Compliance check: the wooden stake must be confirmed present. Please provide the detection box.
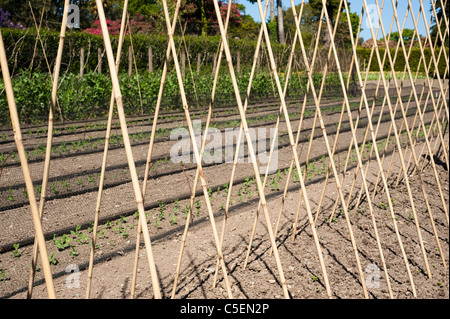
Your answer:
[95,0,161,298]
[26,0,70,298]
[86,0,129,299]
[0,30,56,299]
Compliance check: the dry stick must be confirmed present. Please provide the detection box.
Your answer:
[415,87,449,182]
[401,3,449,179]
[365,0,434,282]
[349,0,418,212]
[173,0,234,296]
[393,31,447,189]
[272,33,317,237]
[410,62,448,181]
[127,14,144,115]
[86,0,129,299]
[228,0,291,274]
[388,0,449,271]
[258,0,335,298]
[293,7,339,238]
[321,0,395,299]
[329,0,401,299]
[344,1,420,297]
[313,3,367,225]
[28,2,64,123]
[245,0,318,258]
[95,0,162,298]
[132,0,182,300]
[287,0,370,299]
[387,0,449,262]
[229,0,279,271]
[211,0,292,299]
[290,2,345,236]
[238,0,310,262]
[414,1,449,167]
[25,0,70,298]
[179,18,200,107]
[373,11,433,198]
[328,0,394,222]
[161,0,234,299]
[28,0,46,73]
[273,8,326,246]
[0,31,56,299]
[356,0,426,261]
[253,2,325,263]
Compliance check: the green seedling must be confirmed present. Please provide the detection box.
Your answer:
[49,253,58,265]
[53,234,72,251]
[6,187,14,202]
[12,243,21,257]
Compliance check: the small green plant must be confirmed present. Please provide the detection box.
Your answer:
[311,275,319,282]
[158,200,166,221]
[53,234,72,251]
[49,253,58,265]
[62,180,71,191]
[6,187,14,202]
[169,213,177,225]
[0,264,9,281]
[51,180,59,195]
[69,245,79,258]
[12,243,21,257]
[195,200,201,216]
[71,225,88,244]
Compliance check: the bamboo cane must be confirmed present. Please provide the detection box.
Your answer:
[208,0,293,299]
[86,0,129,299]
[364,0,433,282]
[134,0,182,300]
[286,0,369,298]
[160,0,234,298]
[399,1,449,184]
[291,1,345,239]
[239,0,313,261]
[95,0,161,298]
[0,30,56,299]
[172,0,234,297]
[394,41,447,191]
[349,1,419,212]
[383,0,448,267]
[26,0,69,299]
[313,3,365,226]
[327,0,391,221]
[272,7,327,248]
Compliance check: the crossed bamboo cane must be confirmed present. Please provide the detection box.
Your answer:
[0,26,60,298]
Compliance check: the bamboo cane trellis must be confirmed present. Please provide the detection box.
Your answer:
[0,0,448,299]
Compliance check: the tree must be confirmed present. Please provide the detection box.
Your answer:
[430,0,449,47]
[390,28,417,42]
[180,0,242,36]
[277,0,285,44]
[308,0,342,47]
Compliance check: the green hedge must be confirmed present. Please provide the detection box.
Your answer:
[356,47,449,78]
[0,28,292,75]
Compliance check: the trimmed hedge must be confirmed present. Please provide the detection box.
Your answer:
[0,28,292,75]
[356,47,449,78]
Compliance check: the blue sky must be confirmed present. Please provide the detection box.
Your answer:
[242,0,433,41]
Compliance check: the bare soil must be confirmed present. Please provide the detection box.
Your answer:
[0,89,448,299]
